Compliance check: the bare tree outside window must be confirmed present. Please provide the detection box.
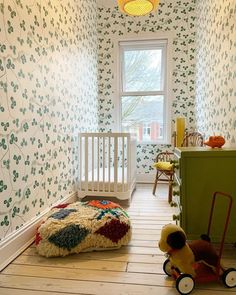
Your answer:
[123,49,162,91]
[120,40,167,143]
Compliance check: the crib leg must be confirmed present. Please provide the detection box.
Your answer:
[78,192,86,200]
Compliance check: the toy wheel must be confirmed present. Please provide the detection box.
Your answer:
[222,268,236,288]
[176,274,195,295]
[163,259,172,276]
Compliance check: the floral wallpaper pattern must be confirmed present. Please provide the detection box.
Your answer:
[195,0,236,145]
[0,0,98,242]
[97,0,197,175]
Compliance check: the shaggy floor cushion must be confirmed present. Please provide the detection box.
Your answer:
[35,200,131,257]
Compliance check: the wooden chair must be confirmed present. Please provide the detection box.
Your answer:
[152,151,174,203]
[181,131,204,147]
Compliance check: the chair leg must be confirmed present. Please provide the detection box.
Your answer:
[168,183,172,203]
[168,175,173,203]
[152,171,159,195]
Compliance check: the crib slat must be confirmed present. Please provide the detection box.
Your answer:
[108,136,111,192]
[97,136,100,191]
[92,136,94,192]
[127,135,131,188]
[114,136,118,193]
[103,137,105,192]
[79,135,82,191]
[122,136,125,192]
[85,136,88,192]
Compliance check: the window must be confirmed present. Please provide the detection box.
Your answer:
[119,39,171,144]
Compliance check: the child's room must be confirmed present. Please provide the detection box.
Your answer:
[0,0,236,294]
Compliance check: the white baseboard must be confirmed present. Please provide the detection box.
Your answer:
[0,191,77,271]
[136,173,155,183]
[136,173,169,184]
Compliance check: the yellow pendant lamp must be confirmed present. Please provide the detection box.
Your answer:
[117,0,160,16]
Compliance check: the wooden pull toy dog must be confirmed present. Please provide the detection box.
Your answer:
[159,223,236,294]
[158,223,220,278]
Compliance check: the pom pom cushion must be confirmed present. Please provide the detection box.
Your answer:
[153,161,173,171]
[35,200,131,257]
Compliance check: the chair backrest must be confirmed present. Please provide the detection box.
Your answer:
[155,151,174,162]
[181,132,204,147]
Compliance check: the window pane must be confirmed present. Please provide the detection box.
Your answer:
[121,95,164,143]
[123,49,163,92]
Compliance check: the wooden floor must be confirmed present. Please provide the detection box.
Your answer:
[0,184,236,295]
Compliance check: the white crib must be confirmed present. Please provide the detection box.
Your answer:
[78,133,136,201]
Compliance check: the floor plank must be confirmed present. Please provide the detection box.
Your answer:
[0,274,177,295]
[22,249,165,263]
[0,289,82,295]
[12,255,128,271]
[0,183,236,295]
[2,264,174,287]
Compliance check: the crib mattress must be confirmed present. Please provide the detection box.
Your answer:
[79,167,130,192]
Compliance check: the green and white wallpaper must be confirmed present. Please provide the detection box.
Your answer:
[0,0,98,242]
[97,0,197,176]
[1,0,235,244]
[195,0,236,145]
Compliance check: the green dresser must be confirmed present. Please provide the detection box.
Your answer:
[173,147,236,243]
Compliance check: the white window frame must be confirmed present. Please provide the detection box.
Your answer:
[114,34,173,145]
